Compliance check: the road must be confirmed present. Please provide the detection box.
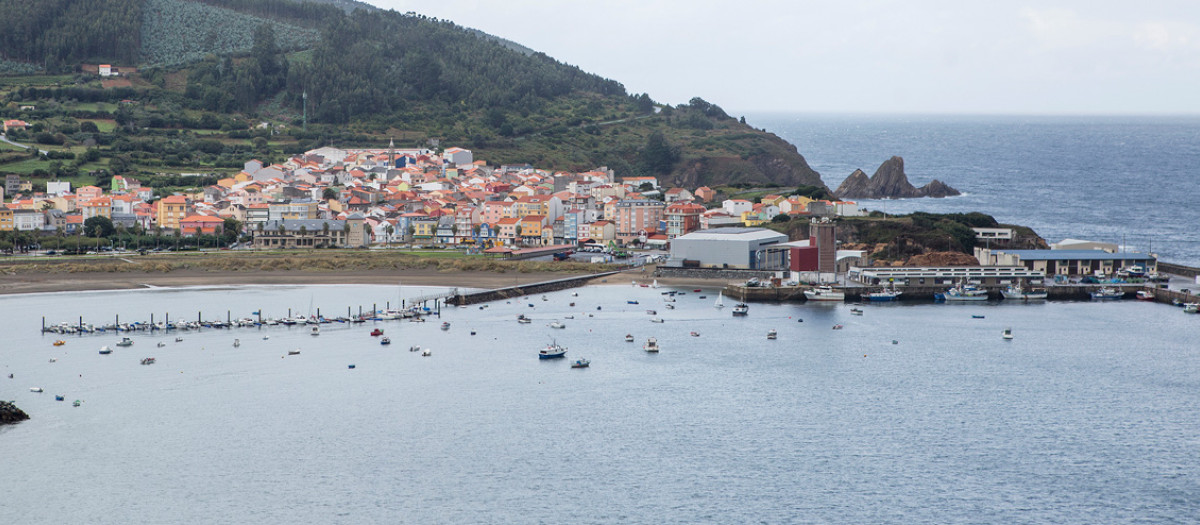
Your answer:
[0,132,48,155]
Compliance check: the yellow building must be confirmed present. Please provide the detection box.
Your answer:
[411,217,439,239]
[0,208,13,231]
[156,195,189,231]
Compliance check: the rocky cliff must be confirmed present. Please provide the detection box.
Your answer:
[835,156,960,199]
[0,400,30,425]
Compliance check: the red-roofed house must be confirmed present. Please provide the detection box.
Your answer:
[179,215,225,236]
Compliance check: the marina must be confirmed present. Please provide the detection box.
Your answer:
[4,282,1200,523]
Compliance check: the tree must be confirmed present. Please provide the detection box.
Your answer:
[771,213,791,223]
[222,217,242,245]
[322,188,338,201]
[384,225,394,246]
[83,216,115,238]
[639,131,678,175]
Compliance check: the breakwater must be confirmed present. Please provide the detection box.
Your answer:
[447,271,624,306]
[1158,261,1200,279]
[722,283,1161,303]
[653,267,777,282]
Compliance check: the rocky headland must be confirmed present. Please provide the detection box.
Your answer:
[835,156,961,199]
[1,400,30,425]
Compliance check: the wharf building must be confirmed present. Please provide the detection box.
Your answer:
[974,248,1157,277]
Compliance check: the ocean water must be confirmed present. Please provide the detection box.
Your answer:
[746,113,1200,266]
[3,284,1199,523]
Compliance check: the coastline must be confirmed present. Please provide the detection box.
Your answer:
[0,268,738,296]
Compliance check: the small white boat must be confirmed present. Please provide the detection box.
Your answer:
[1184,303,1199,314]
[233,339,241,347]
[115,337,134,347]
[1002,284,1048,301]
[99,346,113,355]
[1002,328,1014,340]
[804,286,845,302]
[767,329,777,340]
[440,322,451,331]
[1091,287,1124,300]
[287,349,300,356]
[409,345,421,352]
[310,326,320,336]
[422,348,432,356]
[690,331,700,337]
[157,342,166,348]
[263,336,270,340]
[714,291,725,309]
[1136,290,1155,301]
[30,387,44,393]
[664,304,675,309]
[624,334,634,343]
[549,321,566,329]
[650,317,664,323]
[643,337,660,353]
[141,357,156,365]
[175,337,183,342]
[381,337,391,345]
[517,315,532,324]
[850,308,863,316]
[732,303,749,316]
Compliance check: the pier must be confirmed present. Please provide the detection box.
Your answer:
[446,271,623,306]
[722,283,1186,303]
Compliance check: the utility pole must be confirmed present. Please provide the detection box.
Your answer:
[302,90,308,132]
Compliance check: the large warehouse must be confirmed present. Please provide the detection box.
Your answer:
[667,228,789,269]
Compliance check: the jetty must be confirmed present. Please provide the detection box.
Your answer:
[446,271,623,306]
[722,282,1194,303]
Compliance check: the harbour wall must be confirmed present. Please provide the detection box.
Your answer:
[447,271,624,306]
[1158,262,1200,279]
[653,267,777,281]
[722,284,1150,303]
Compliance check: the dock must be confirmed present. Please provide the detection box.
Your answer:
[446,271,623,306]
[722,283,1193,303]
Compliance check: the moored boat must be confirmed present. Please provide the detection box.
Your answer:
[714,292,724,309]
[1002,327,1013,340]
[1135,290,1155,301]
[380,337,391,345]
[804,286,845,302]
[732,303,749,316]
[53,340,65,346]
[1090,287,1124,300]
[939,282,989,301]
[571,358,590,368]
[370,328,384,336]
[99,346,113,355]
[115,337,134,347]
[440,322,451,331]
[549,321,566,329]
[140,357,156,365]
[1184,303,1199,314]
[310,326,320,336]
[767,329,777,340]
[287,349,300,355]
[539,341,567,359]
[850,308,863,316]
[1002,284,1048,300]
[624,334,634,342]
[643,337,660,353]
[866,285,902,302]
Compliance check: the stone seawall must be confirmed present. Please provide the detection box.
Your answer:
[447,271,624,306]
[653,267,777,282]
[1159,262,1200,279]
[722,283,1147,303]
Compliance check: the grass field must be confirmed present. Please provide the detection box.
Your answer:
[79,119,118,132]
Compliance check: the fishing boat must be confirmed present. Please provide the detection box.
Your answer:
[1135,290,1155,301]
[939,282,989,301]
[1184,303,1199,314]
[767,329,777,340]
[624,334,634,343]
[627,300,639,305]
[714,291,725,309]
[539,341,567,359]
[72,400,81,407]
[116,337,134,347]
[55,395,64,401]
[370,328,384,336]
[288,349,301,356]
[1002,284,1048,300]
[380,337,391,345]
[571,358,590,368]
[99,346,113,355]
[440,322,451,331]
[731,303,749,316]
[804,286,845,302]
[1002,327,1013,340]
[690,331,700,337]
[53,340,65,346]
[1090,287,1124,300]
[866,285,903,302]
[643,337,660,353]
[348,364,356,369]
[850,308,863,316]
[549,321,566,329]
[517,314,532,324]
[140,357,156,365]
[972,315,986,319]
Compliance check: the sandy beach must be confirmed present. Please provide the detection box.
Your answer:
[0,267,734,296]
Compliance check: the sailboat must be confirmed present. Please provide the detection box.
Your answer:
[651,279,659,288]
[714,291,725,309]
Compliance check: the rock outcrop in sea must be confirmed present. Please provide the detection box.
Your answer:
[835,156,960,199]
[0,400,30,425]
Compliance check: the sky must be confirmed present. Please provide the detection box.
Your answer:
[367,1,1200,115]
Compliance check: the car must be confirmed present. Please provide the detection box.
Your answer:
[45,250,57,256]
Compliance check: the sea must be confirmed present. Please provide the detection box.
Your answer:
[745,113,1200,266]
[3,283,1200,524]
[3,115,1200,524]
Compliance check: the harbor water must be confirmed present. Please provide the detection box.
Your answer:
[3,284,1199,523]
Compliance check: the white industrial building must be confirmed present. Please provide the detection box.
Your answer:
[667,228,789,269]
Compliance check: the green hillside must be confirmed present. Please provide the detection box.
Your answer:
[0,0,826,191]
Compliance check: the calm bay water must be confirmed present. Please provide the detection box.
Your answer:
[746,113,1200,266]
[3,284,1199,523]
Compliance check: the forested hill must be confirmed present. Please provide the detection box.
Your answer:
[0,0,826,189]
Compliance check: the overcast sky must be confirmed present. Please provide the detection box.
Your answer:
[368,1,1200,115]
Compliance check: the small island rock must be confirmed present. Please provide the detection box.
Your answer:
[0,400,30,425]
[835,156,961,199]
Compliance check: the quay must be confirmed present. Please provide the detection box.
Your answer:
[722,282,1198,303]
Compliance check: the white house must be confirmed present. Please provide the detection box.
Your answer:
[443,147,473,167]
[46,181,72,197]
[722,199,753,216]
